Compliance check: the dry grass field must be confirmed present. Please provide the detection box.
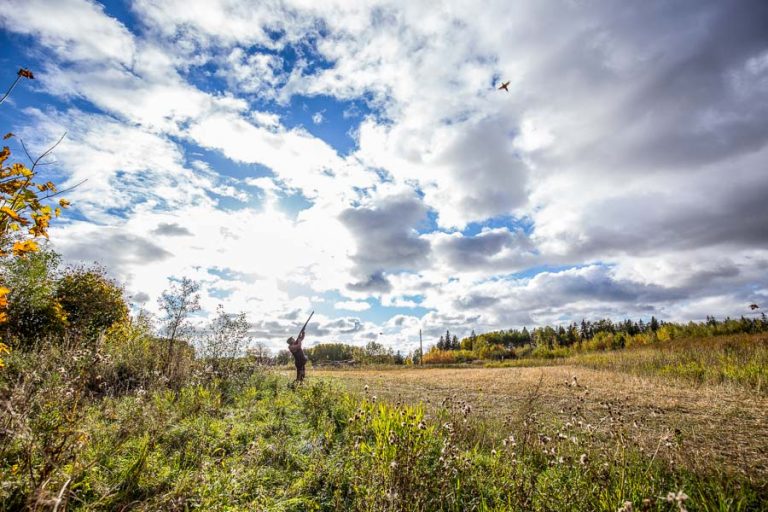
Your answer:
[313,364,768,485]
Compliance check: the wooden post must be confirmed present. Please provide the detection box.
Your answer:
[419,329,423,365]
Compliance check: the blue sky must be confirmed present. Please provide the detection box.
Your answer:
[2,0,767,353]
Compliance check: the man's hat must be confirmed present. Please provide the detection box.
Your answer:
[287,337,295,344]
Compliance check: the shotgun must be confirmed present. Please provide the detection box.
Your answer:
[298,311,314,338]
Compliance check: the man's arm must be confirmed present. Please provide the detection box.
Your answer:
[296,329,305,345]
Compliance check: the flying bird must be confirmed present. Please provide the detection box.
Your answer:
[498,81,510,92]
[749,303,760,310]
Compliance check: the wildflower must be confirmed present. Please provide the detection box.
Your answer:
[491,449,497,456]
[390,461,398,469]
[617,501,633,512]
[364,384,369,392]
[371,395,377,402]
[665,490,689,512]
[417,421,426,430]
[579,453,588,465]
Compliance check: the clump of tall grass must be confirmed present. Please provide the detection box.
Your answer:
[575,334,768,392]
[489,333,768,392]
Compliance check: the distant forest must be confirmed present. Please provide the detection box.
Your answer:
[287,314,768,366]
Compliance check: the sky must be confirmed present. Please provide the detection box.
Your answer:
[1,0,767,354]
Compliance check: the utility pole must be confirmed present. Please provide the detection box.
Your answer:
[419,329,423,366]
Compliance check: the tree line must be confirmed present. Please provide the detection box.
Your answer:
[421,313,768,363]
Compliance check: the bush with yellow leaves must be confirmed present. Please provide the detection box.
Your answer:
[0,132,70,257]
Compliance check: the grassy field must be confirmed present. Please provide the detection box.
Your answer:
[313,364,768,481]
[487,333,768,393]
[3,334,768,510]
[312,333,768,489]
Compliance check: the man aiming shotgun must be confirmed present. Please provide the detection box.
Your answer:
[287,311,313,384]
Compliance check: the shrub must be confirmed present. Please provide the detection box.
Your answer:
[0,249,66,346]
[197,304,250,377]
[100,312,168,394]
[530,345,571,359]
[55,264,128,341]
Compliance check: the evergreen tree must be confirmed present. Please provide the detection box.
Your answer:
[452,335,459,350]
[580,319,591,340]
[650,316,659,332]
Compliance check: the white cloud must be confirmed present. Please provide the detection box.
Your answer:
[2,0,135,65]
[5,0,767,351]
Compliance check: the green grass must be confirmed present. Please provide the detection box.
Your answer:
[2,367,766,511]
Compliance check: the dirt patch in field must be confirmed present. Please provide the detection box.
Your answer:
[313,366,768,482]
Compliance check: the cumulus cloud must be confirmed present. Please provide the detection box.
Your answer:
[60,229,173,273]
[4,0,768,350]
[339,191,431,282]
[346,272,393,294]
[1,0,135,64]
[131,291,150,304]
[429,228,537,273]
[152,223,193,237]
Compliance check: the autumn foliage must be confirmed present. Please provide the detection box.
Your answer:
[0,136,70,257]
[0,67,70,352]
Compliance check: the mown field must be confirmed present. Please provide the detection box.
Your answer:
[310,333,768,508]
[314,365,768,480]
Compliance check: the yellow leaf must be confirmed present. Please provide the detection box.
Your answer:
[0,206,21,221]
[55,207,61,217]
[2,133,13,140]
[59,198,71,208]
[12,240,38,256]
